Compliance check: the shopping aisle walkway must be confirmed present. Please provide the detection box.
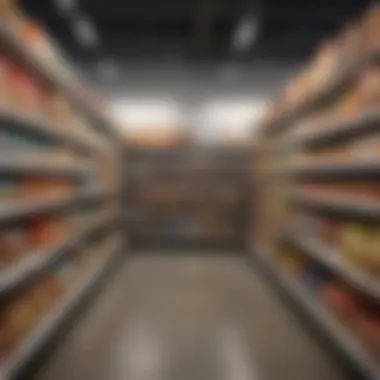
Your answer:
[37,254,348,380]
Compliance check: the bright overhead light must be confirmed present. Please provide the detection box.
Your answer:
[110,99,182,127]
[198,99,265,141]
[55,0,76,14]
[72,17,99,47]
[233,16,258,51]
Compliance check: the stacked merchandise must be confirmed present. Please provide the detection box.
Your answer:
[127,144,249,250]
[254,3,380,379]
[0,2,122,379]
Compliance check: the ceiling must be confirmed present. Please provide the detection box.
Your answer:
[19,0,370,66]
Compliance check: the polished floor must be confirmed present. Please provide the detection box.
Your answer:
[37,254,348,380]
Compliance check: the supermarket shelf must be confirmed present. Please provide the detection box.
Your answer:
[291,192,380,222]
[253,248,380,380]
[265,53,380,136]
[0,211,117,293]
[132,199,248,207]
[127,146,250,157]
[0,152,92,177]
[131,237,244,251]
[293,161,380,181]
[128,169,249,178]
[0,107,109,153]
[297,109,380,149]
[0,25,121,141]
[285,233,380,301]
[0,187,109,226]
[0,236,122,380]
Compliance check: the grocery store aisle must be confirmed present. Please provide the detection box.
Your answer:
[37,254,347,380]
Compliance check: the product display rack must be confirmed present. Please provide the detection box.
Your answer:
[0,235,122,380]
[253,248,380,380]
[0,10,123,380]
[0,25,122,144]
[253,4,380,379]
[0,107,107,154]
[284,233,380,301]
[294,108,380,149]
[0,153,92,177]
[0,186,110,226]
[0,209,117,294]
[126,146,249,251]
[290,191,380,222]
[262,53,380,137]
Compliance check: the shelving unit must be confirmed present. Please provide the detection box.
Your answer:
[294,109,380,149]
[126,146,249,250]
[290,192,380,222]
[263,53,380,137]
[0,210,117,293]
[293,161,380,181]
[0,9,123,380]
[0,154,92,177]
[284,233,380,301]
[253,4,380,379]
[0,25,122,143]
[0,107,109,153]
[253,249,380,380]
[0,235,122,380]
[0,187,110,226]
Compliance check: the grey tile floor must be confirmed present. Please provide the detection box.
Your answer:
[37,254,348,380]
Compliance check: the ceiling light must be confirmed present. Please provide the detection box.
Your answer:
[233,16,258,51]
[110,99,182,127]
[72,17,99,47]
[55,0,76,14]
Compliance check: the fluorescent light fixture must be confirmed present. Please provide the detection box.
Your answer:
[233,16,258,51]
[110,99,182,129]
[72,17,99,47]
[198,99,265,141]
[55,0,76,14]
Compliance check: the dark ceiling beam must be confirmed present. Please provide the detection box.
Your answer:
[194,0,217,55]
[266,4,368,25]
[81,2,368,26]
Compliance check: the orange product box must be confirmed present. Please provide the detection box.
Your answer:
[18,177,73,201]
[11,67,43,116]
